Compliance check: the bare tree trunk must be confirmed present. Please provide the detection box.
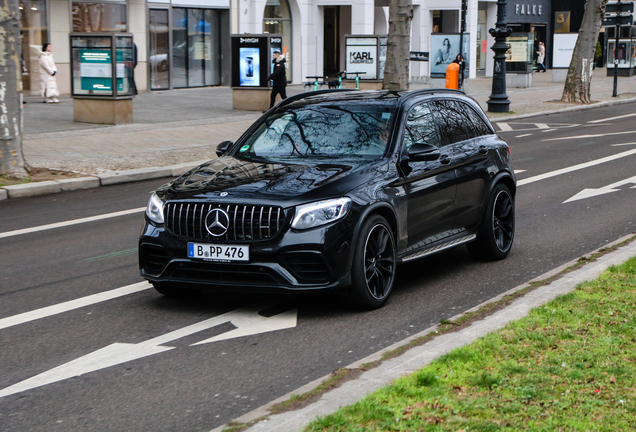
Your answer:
[383,0,413,91]
[561,0,608,103]
[0,0,28,177]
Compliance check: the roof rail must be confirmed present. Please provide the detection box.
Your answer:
[272,89,358,111]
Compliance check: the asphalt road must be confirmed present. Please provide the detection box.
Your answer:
[1,103,635,431]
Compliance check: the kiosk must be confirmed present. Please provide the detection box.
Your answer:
[231,34,284,111]
[70,33,135,124]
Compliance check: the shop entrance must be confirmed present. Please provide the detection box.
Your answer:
[532,24,547,68]
[323,6,341,79]
[149,9,170,90]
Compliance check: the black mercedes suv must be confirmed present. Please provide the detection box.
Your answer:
[139,89,515,309]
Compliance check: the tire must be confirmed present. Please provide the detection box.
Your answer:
[467,183,515,261]
[152,283,198,299]
[347,215,397,310]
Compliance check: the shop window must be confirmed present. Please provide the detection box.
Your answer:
[72,2,127,33]
[263,0,292,81]
[19,0,48,93]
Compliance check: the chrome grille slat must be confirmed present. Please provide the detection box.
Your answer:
[165,202,284,242]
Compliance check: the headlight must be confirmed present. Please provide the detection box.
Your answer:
[146,192,165,224]
[291,198,351,230]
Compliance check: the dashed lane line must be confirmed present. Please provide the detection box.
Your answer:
[587,112,636,124]
[0,282,151,331]
[0,207,146,240]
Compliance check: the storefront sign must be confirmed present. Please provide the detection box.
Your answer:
[345,37,378,80]
[409,51,429,61]
[514,4,543,16]
[555,11,571,33]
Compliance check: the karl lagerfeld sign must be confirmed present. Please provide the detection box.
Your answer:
[345,36,378,79]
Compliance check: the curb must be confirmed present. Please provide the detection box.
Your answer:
[215,233,636,432]
[0,160,209,200]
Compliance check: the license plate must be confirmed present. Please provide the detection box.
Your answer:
[188,243,250,262]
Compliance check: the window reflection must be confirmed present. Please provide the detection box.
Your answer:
[72,2,127,32]
[404,103,440,150]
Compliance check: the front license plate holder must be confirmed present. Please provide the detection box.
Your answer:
[187,243,250,262]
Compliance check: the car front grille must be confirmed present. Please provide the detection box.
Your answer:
[164,202,286,242]
[139,243,171,275]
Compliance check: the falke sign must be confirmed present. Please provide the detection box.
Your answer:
[349,51,374,64]
[514,3,543,16]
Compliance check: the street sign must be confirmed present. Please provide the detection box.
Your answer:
[410,51,429,61]
[602,15,634,26]
[606,2,634,14]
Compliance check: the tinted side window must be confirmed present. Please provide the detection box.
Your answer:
[458,102,493,137]
[403,103,440,150]
[430,100,469,145]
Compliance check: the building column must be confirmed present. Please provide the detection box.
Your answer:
[49,0,70,95]
[129,0,147,92]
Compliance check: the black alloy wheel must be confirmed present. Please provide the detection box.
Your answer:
[467,183,515,261]
[348,215,396,309]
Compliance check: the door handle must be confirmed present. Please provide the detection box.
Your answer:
[440,155,451,165]
[479,145,489,154]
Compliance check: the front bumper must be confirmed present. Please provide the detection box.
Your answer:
[138,216,356,293]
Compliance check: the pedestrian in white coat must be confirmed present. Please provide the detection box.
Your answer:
[39,43,59,103]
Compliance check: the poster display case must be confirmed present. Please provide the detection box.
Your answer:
[70,33,134,99]
[505,33,534,73]
[430,34,471,77]
[607,40,635,68]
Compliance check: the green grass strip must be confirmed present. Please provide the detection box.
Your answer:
[306,256,636,431]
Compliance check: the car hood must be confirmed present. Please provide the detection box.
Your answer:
[159,155,385,206]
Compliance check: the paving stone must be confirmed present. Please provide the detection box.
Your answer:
[0,189,7,200]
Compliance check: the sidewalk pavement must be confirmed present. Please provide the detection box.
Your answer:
[4,68,636,200]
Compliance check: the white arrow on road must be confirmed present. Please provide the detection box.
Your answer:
[563,175,636,203]
[0,302,297,399]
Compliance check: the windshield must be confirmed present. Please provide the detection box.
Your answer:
[237,102,396,160]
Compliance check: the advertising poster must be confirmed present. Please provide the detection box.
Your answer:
[552,33,578,68]
[239,47,260,86]
[80,49,112,91]
[430,34,470,76]
[345,37,378,80]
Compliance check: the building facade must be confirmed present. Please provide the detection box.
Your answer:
[20,0,565,94]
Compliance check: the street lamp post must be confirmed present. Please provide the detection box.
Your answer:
[487,0,512,113]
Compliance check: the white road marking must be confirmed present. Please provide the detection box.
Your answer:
[535,123,550,129]
[0,207,146,240]
[514,170,527,174]
[515,134,532,138]
[517,148,636,186]
[0,282,152,331]
[587,112,636,124]
[0,302,297,398]
[563,175,636,203]
[544,130,636,141]
[496,122,513,131]
[542,129,557,132]
[612,142,636,147]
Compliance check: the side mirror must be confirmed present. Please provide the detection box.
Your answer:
[407,142,441,162]
[216,141,233,157]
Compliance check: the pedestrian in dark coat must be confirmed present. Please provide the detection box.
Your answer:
[268,50,287,109]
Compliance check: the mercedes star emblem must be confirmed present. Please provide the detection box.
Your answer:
[205,209,230,237]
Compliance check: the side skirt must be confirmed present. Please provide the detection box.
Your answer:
[400,234,477,263]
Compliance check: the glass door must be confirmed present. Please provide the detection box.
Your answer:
[149,9,169,90]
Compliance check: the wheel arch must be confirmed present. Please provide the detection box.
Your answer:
[491,172,516,198]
